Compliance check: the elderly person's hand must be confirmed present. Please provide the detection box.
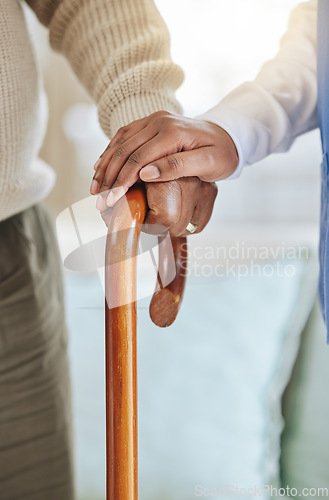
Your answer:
[90,111,238,207]
[97,177,217,237]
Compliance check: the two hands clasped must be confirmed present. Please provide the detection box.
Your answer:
[90,112,239,236]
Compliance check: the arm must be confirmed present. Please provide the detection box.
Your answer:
[25,0,184,138]
[89,0,318,202]
[198,0,318,177]
[26,0,216,237]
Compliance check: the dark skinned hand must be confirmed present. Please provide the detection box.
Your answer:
[97,177,218,237]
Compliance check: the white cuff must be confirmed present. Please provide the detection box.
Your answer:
[196,99,266,180]
[196,108,245,180]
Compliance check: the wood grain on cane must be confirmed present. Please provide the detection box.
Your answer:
[105,184,186,499]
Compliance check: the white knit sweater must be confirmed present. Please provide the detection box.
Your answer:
[0,0,183,221]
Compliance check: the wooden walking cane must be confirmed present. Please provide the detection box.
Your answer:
[105,184,187,499]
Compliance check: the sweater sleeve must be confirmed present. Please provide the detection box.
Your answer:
[25,0,184,138]
[197,0,318,178]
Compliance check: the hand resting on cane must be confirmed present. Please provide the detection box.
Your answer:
[95,177,218,238]
[90,111,239,208]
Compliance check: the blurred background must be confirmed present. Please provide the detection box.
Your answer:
[28,0,322,244]
[24,1,329,499]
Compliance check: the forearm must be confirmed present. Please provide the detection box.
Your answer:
[25,0,184,137]
[198,0,318,176]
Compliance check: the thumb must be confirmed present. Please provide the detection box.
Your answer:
[139,150,205,182]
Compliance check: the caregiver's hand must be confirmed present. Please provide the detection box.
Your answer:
[90,111,238,207]
[97,177,218,237]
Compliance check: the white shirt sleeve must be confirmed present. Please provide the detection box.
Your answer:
[197,0,318,179]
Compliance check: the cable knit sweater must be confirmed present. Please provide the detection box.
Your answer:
[0,0,183,221]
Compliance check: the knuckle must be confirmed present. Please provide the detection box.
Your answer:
[117,125,128,135]
[153,110,171,119]
[159,212,178,227]
[167,210,179,225]
[161,115,175,129]
[150,203,179,228]
[158,204,180,227]
[154,111,174,128]
[114,135,126,146]
[114,145,127,159]
[146,182,181,227]
[166,154,183,173]
[127,151,142,166]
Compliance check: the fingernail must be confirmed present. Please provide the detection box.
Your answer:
[94,158,101,170]
[106,191,116,207]
[106,186,127,207]
[90,179,98,193]
[96,194,105,210]
[140,165,160,180]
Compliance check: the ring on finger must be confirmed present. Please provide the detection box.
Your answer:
[186,222,197,234]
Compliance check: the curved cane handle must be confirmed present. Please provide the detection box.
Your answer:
[105,184,187,499]
[149,234,187,327]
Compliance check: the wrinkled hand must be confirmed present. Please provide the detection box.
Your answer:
[90,111,238,207]
[98,177,218,237]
